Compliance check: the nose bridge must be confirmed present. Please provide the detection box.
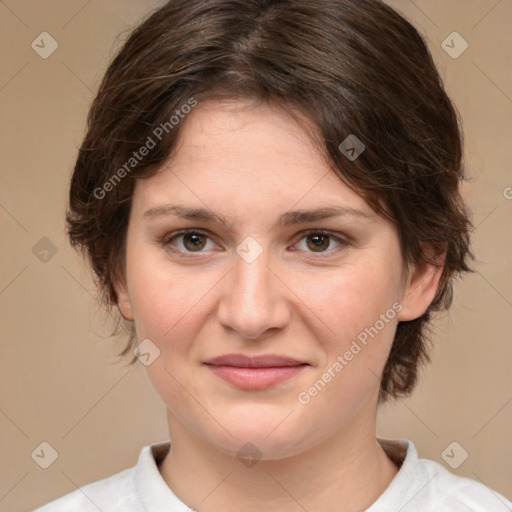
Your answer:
[234,248,271,305]
[217,240,288,339]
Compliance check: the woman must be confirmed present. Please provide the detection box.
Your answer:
[35,0,512,510]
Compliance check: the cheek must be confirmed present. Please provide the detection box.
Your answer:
[298,261,400,342]
[129,268,210,416]
[125,244,208,340]
[293,266,400,420]
[291,261,402,404]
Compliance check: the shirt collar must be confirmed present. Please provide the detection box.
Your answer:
[133,438,416,511]
[367,438,418,511]
[133,440,190,511]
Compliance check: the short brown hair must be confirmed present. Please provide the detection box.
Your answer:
[66,0,474,403]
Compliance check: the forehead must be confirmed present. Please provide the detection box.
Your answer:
[132,98,373,217]
[172,98,326,176]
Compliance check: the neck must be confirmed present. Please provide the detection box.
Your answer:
[158,407,399,511]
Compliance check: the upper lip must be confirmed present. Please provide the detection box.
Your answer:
[204,354,307,368]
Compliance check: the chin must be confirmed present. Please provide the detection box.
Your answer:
[196,411,314,461]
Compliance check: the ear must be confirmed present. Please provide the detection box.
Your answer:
[397,247,446,322]
[112,269,134,321]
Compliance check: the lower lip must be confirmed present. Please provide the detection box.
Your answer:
[206,365,307,390]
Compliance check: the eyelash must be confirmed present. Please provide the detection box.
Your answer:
[159,228,351,258]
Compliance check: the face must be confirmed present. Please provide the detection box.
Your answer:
[115,98,438,459]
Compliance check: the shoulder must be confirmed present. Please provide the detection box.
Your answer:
[33,465,137,511]
[32,441,172,512]
[33,441,174,511]
[415,456,512,512]
[373,438,512,512]
[33,440,191,512]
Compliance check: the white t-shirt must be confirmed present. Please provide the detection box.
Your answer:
[34,438,512,511]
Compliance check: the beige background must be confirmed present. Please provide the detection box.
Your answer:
[0,1,511,510]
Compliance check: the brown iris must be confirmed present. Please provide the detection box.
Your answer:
[306,234,330,252]
[183,233,207,251]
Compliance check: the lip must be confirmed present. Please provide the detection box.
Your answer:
[204,354,309,390]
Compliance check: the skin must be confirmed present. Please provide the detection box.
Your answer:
[115,98,444,511]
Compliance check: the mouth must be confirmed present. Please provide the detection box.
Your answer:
[203,354,309,390]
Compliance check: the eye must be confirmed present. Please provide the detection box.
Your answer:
[160,229,350,258]
[292,230,349,255]
[161,229,217,255]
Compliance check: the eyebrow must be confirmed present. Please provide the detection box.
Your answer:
[143,204,373,227]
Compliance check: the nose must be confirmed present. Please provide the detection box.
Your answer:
[216,244,291,341]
